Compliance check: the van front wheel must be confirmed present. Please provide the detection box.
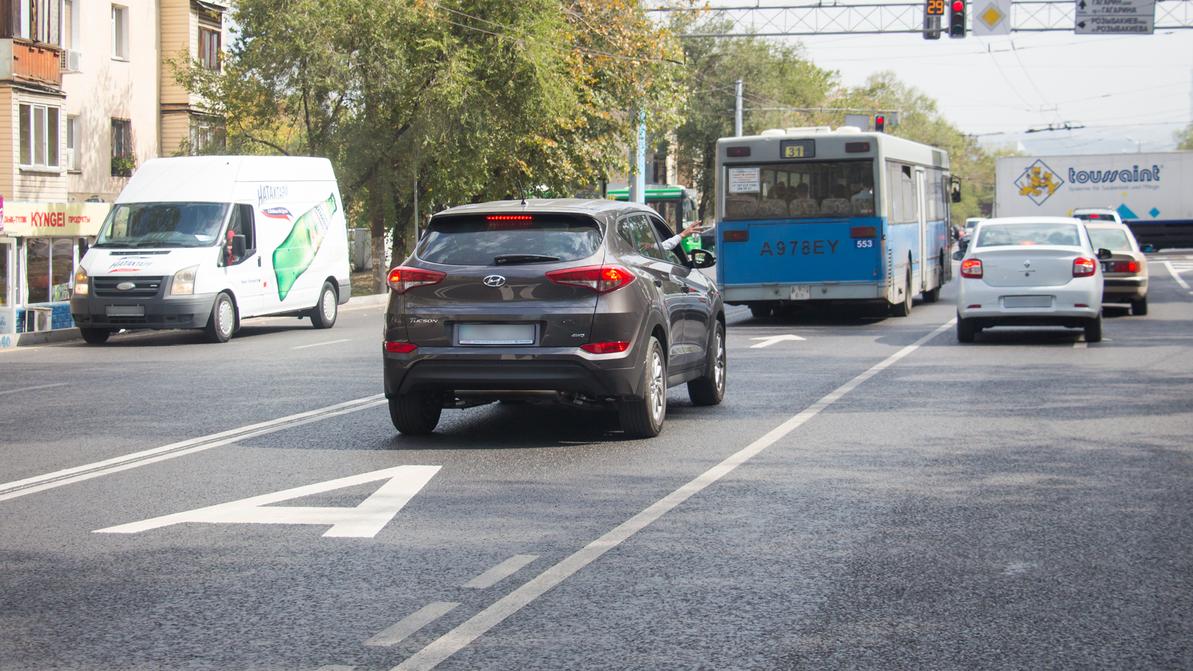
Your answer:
[80,327,111,345]
[205,292,236,343]
[311,282,338,329]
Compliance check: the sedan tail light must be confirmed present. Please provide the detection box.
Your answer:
[388,266,446,294]
[1105,260,1141,274]
[960,258,983,278]
[1072,257,1097,277]
[546,265,635,294]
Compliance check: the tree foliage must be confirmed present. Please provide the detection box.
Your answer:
[1176,124,1193,151]
[181,0,683,289]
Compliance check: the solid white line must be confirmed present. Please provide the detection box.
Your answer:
[1165,261,1191,290]
[0,382,69,397]
[293,338,352,350]
[392,319,957,671]
[462,555,539,590]
[0,395,386,503]
[314,666,356,671]
[365,602,460,647]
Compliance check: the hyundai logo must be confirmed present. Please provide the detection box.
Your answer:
[482,275,507,288]
[116,281,136,291]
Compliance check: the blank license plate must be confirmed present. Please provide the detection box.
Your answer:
[789,285,811,300]
[1101,262,1110,272]
[105,305,145,317]
[458,323,535,345]
[1002,296,1052,309]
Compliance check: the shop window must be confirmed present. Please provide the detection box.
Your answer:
[26,238,50,303]
[199,26,220,71]
[111,118,133,176]
[51,239,73,301]
[0,241,10,306]
[111,4,128,60]
[19,104,61,170]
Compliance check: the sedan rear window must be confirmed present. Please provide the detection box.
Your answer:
[1087,228,1132,252]
[417,215,603,266]
[976,223,1081,248]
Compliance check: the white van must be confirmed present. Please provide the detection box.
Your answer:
[71,156,351,343]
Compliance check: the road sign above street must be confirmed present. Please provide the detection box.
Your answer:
[1075,0,1156,34]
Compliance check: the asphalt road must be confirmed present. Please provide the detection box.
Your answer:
[2,255,1192,670]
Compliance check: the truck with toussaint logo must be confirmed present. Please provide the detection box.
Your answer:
[70,156,351,344]
[994,151,1193,250]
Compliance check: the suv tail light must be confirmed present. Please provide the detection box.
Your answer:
[960,258,983,278]
[384,341,418,354]
[388,266,446,294]
[546,265,635,294]
[580,341,630,354]
[1072,257,1096,277]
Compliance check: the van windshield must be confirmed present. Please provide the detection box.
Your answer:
[95,203,230,248]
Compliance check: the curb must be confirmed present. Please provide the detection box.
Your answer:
[7,291,391,348]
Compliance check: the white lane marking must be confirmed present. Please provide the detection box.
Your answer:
[314,666,356,671]
[0,395,387,503]
[462,555,539,590]
[293,338,352,350]
[366,602,460,647]
[96,465,440,538]
[0,382,69,397]
[392,319,957,671]
[749,334,807,348]
[1073,340,1087,349]
[1165,261,1192,290]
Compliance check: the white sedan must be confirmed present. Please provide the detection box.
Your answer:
[957,217,1110,343]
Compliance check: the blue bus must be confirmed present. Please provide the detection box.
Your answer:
[715,127,953,318]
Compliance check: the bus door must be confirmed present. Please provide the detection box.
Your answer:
[915,167,928,293]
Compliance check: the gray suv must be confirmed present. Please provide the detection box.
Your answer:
[383,199,726,437]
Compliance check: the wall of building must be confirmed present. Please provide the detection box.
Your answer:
[62,0,159,202]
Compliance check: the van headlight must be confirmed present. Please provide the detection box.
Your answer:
[73,268,89,296]
[170,265,199,296]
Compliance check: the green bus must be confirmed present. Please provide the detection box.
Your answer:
[606,184,701,251]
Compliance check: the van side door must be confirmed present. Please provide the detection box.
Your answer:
[221,204,266,316]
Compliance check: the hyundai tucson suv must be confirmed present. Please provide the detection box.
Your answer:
[383,199,726,437]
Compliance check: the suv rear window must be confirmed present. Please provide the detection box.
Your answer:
[417,214,603,266]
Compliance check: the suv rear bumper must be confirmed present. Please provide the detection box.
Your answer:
[384,348,642,399]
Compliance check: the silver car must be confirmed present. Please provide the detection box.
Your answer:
[383,199,726,437]
[957,217,1110,343]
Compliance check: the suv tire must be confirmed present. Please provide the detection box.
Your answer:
[619,336,666,438]
[688,322,725,406]
[389,391,442,435]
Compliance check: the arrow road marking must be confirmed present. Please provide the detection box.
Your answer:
[749,334,807,348]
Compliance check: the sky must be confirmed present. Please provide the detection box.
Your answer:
[681,5,1193,155]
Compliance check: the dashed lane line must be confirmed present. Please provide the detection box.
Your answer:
[0,395,386,503]
[462,555,539,590]
[366,603,461,647]
[293,338,352,350]
[0,382,69,397]
[391,319,957,671]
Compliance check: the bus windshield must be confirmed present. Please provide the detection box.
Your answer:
[95,202,230,248]
[724,160,874,220]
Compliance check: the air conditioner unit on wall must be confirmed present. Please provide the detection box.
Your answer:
[59,49,82,73]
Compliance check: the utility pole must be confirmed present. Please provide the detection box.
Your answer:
[734,79,743,137]
[629,109,647,204]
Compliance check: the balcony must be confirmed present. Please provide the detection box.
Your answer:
[0,39,62,88]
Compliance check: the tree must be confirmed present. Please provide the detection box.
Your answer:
[1176,124,1193,151]
[181,0,684,291]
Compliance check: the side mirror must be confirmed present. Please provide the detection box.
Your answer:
[231,234,247,259]
[689,248,716,269]
[1096,248,1113,260]
[950,176,962,203]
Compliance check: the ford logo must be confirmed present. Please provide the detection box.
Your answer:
[116,281,136,291]
[482,275,507,288]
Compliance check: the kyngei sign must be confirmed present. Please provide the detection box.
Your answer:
[1,202,110,238]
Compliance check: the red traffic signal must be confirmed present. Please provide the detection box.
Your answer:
[949,0,966,37]
[874,115,886,132]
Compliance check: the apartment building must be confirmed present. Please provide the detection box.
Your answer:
[0,0,227,341]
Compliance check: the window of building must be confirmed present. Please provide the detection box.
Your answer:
[111,118,133,176]
[199,26,220,71]
[19,103,60,170]
[66,115,80,171]
[189,118,226,154]
[7,0,62,44]
[111,4,128,59]
[0,241,11,307]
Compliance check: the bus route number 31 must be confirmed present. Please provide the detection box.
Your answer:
[856,239,874,248]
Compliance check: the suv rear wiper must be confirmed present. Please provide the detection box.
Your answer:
[493,254,561,265]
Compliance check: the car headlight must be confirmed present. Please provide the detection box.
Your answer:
[73,268,89,296]
[170,265,199,296]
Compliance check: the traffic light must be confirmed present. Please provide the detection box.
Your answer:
[874,114,886,133]
[949,0,966,37]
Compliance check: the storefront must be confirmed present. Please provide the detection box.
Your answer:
[0,201,110,349]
